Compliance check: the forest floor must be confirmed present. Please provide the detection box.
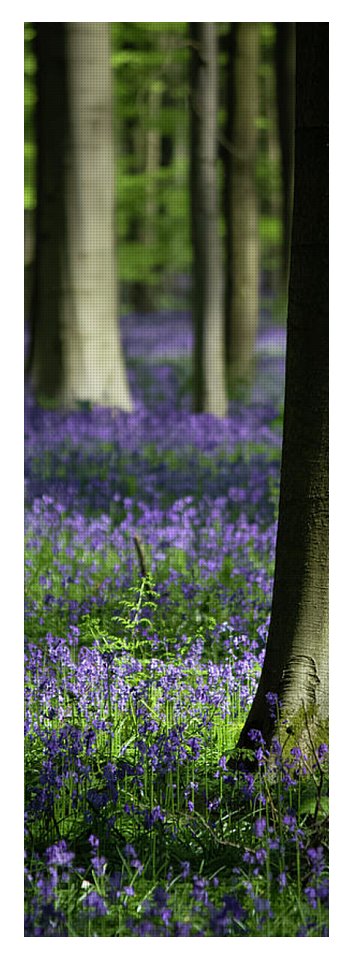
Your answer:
[24,310,328,937]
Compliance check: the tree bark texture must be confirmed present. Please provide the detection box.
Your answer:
[237,23,329,751]
[190,23,227,417]
[275,23,296,307]
[226,23,260,388]
[30,23,132,410]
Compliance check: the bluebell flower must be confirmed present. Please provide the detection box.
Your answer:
[83,890,108,916]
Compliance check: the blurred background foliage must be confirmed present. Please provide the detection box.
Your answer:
[24,21,283,315]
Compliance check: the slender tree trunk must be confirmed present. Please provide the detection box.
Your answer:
[275,23,296,312]
[30,23,132,410]
[143,81,162,310]
[30,23,67,397]
[226,23,260,390]
[237,24,328,754]
[222,24,237,371]
[190,23,227,417]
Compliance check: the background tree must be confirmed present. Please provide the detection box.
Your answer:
[28,23,67,396]
[29,23,132,410]
[112,22,190,313]
[224,23,260,392]
[189,22,227,417]
[275,22,296,314]
[24,23,36,321]
[237,23,328,754]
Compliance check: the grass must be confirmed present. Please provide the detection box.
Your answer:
[24,312,328,936]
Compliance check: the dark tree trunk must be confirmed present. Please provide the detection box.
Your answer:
[237,23,328,753]
[29,23,132,410]
[275,23,296,309]
[224,23,260,391]
[190,22,227,417]
[29,23,68,396]
[222,24,237,371]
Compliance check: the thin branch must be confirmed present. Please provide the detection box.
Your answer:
[133,534,148,579]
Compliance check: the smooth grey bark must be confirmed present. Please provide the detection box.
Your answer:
[275,23,296,310]
[226,23,260,389]
[30,23,132,410]
[237,23,328,753]
[190,23,227,417]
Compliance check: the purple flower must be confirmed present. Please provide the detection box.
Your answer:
[88,834,99,850]
[277,871,287,891]
[109,872,122,902]
[254,896,273,918]
[124,843,137,858]
[265,691,280,718]
[36,875,56,899]
[305,885,318,909]
[255,848,267,866]
[306,846,325,875]
[192,875,208,904]
[180,860,190,879]
[316,879,329,905]
[83,890,108,916]
[255,746,265,765]
[144,805,165,828]
[290,746,302,760]
[153,886,168,906]
[45,840,75,868]
[248,728,265,746]
[174,922,191,936]
[254,816,266,838]
[223,894,246,922]
[186,736,201,759]
[161,907,172,927]
[243,849,255,866]
[91,855,107,877]
[123,885,135,897]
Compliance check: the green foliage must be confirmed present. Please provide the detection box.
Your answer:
[259,215,282,244]
[112,22,190,309]
[24,21,285,308]
[24,25,37,210]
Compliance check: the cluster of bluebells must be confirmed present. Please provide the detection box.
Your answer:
[24,728,329,936]
[24,312,328,936]
[25,312,284,519]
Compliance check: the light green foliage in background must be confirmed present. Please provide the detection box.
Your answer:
[24,22,283,312]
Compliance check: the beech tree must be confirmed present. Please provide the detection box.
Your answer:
[237,23,328,753]
[275,22,296,309]
[189,22,227,417]
[29,23,132,410]
[224,23,260,390]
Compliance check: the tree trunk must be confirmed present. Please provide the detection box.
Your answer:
[24,208,35,323]
[30,23,132,410]
[143,81,162,311]
[30,23,67,397]
[275,23,296,314]
[190,23,227,417]
[222,24,236,373]
[226,23,260,390]
[237,23,328,754]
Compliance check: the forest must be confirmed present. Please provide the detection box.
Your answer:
[24,22,329,937]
